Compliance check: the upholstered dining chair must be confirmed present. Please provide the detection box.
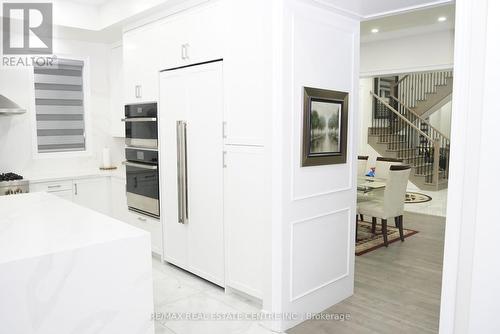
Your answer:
[357,156,369,177]
[375,157,403,180]
[357,165,411,247]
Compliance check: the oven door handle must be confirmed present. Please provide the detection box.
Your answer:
[121,117,157,122]
[122,161,158,170]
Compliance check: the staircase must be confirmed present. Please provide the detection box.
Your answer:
[397,70,453,118]
[368,79,451,190]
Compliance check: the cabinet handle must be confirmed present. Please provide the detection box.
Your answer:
[74,183,78,196]
[222,121,227,139]
[47,185,61,189]
[181,44,190,60]
[135,85,142,99]
[223,151,227,168]
[137,217,147,222]
[177,120,189,224]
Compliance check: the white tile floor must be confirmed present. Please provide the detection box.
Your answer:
[152,259,274,334]
[153,187,448,334]
[404,188,448,217]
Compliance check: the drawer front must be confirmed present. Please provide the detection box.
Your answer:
[30,180,73,193]
[128,212,163,255]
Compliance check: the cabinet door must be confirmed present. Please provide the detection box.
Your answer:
[159,61,225,286]
[123,23,160,104]
[185,2,224,64]
[73,178,111,216]
[223,145,266,299]
[157,3,224,71]
[110,45,124,137]
[223,0,270,146]
[157,15,189,70]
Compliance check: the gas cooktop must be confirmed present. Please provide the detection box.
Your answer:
[0,172,24,182]
[0,173,29,196]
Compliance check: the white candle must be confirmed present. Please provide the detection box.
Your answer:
[102,147,111,168]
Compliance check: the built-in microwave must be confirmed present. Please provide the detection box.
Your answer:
[123,103,158,149]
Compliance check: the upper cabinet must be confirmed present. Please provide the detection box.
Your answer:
[122,0,268,146]
[123,3,223,105]
[157,2,224,71]
[123,22,160,104]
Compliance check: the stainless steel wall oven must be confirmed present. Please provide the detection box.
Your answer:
[123,103,160,218]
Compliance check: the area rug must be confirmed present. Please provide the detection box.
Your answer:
[356,221,419,256]
[405,192,432,204]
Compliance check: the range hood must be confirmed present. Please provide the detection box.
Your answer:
[0,94,26,115]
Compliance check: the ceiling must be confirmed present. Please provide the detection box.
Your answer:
[318,0,454,19]
[70,0,111,6]
[361,3,455,37]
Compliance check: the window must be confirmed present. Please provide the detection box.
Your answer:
[34,58,86,153]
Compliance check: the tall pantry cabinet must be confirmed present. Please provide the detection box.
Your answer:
[122,0,269,300]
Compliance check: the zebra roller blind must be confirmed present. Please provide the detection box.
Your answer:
[34,58,86,153]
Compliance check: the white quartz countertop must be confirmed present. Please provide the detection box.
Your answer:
[0,192,147,264]
[25,167,126,183]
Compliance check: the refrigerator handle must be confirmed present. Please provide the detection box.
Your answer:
[176,121,188,224]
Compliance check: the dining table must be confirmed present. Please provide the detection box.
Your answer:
[357,176,386,202]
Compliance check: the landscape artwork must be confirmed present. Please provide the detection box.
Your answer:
[309,99,341,154]
[302,87,349,167]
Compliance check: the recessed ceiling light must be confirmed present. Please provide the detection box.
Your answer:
[371,28,379,34]
[438,16,447,22]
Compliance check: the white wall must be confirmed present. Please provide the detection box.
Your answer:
[361,29,455,76]
[358,78,379,170]
[0,37,117,177]
[440,0,500,332]
[429,100,452,138]
[272,0,359,330]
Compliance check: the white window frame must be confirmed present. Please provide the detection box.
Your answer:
[31,54,92,159]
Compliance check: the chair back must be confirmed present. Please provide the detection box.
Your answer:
[375,157,403,180]
[357,156,369,177]
[383,165,411,218]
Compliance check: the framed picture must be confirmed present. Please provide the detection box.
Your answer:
[302,87,349,167]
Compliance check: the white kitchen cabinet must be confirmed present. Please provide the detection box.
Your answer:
[73,177,111,216]
[30,180,73,193]
[30,176,163,256]
[160,61,225,286]
[110,44,125,137]
[123,22,160,104]
[157,2,224,70]
[110,177,163,256]
[223,145,266,299]
[222,0,271,146]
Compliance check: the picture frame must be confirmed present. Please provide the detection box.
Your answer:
[302,87,349,167]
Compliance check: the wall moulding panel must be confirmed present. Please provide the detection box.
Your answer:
[273,0,359,331]
[290,5,356,201]
[290,208,351,301]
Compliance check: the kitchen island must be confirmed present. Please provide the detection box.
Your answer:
[0,192,154,334]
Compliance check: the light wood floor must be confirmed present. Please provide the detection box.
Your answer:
[288,212,446,334]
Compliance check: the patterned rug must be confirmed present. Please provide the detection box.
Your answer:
[356,221,419,256]
[405,192,432,204]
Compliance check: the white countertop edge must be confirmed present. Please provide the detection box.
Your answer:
[0,233,150,266]
[27,168,126,183]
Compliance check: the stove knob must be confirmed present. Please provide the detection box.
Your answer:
[5,189,13,195]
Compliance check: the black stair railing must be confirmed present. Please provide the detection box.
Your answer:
[390,95,451,182]
[371,92,442,185]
